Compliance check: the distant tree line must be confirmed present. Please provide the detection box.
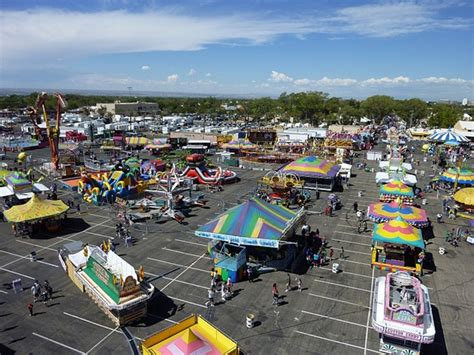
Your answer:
[0,91,471,128]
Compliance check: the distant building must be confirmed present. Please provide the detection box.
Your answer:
[96,101,160,115]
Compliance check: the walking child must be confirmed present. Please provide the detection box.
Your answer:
[339,246,345,260]
[27,303,33,316]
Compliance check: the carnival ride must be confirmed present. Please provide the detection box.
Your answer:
[168,154,237,185]
[371,271,435,354]
[78,163,151,205]
[27,92,67,170]
[257,171,310,207]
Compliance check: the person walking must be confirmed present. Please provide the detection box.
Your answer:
[247,265,253,283]
[27,303,34,317]
[76,203,81,214]
[220,283,226,303]
[339,246,345,260]
[226,278,233,296]
[272,283,279,306]
[329,247,334,261]
[206,287,215,307]
[353,202,358,213]
[285,273,292,292]
[301,223,310,237]
[296,278,302,292]
[44,280,53,300]
[437,213,443,223]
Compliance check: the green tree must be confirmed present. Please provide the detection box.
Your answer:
[361,95,396,123]
[428,104,462,128]
[395,98,428,126]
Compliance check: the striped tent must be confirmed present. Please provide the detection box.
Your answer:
[126,137,149,146]
[195,197,302,248]
[440,168,474,185]
[429,129,469,143]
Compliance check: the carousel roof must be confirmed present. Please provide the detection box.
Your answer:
[379,180,414,197]
[429,129,469,143]
[367,201,428,226]
[440,168,474,185]
[453,188,474,207]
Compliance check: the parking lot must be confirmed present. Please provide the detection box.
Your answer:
[0,150,472,354]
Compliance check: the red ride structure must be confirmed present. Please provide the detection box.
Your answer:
[27,92,67,170]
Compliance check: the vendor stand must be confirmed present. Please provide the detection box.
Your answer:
[367,201,428,227]
[195,197,305,272]
[279,156,340,191]
[371,216,424,275]
[4,194,69,233]
[379,180,414,205]
[453,187,474,219]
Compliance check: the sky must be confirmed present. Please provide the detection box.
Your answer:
[0,0,473,100]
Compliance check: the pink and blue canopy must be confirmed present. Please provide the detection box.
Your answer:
[372,216,424,249]
[379,180,414,197]
[280,156,340,178]
[367,201,428,227]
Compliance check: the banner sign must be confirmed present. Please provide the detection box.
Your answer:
[195,231,279,249]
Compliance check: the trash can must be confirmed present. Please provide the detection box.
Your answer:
[30,251,37,262]
[246,314,255,328]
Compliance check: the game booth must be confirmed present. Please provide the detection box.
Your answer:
[59,241,154,326]
[279,156,340,191]
[4,194,69,233]
[195,197,305,273]
[141,314,239,354]
[371,216,425,275]
[222,140,259,156]
[453,187,474,219]
[367,201,428,227]
[379,181,414,205]
[440,168,474,187]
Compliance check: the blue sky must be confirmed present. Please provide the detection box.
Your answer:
[0,0,473,100]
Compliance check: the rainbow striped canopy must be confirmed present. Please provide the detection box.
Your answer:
[126,136,149,145]
[372,216,424,249]
[280,156,340,178]
[379,180,414,197]
[440,168,474,185]
[367,201,428,226]
[195,197,299,248]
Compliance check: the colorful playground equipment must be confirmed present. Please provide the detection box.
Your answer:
[257,171,310,207]
[78,164,152,205]
[171,154,237,185]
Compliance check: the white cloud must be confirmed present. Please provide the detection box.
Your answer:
[362,76,411,86]
[269,70,293,82]
[294,78,314,86]
[167,74,179,83]
[205,73,212,77]
[322,1,471,38]
[316,77,357,86]
[0,9,316,67]
[141,65,150,70]
[418,76,470,84]
[188,68,197,76]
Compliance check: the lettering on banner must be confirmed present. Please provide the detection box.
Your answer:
[93,260,111,285]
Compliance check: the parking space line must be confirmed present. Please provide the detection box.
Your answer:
[302,310,370,328]
[148,313,179,324]
[316,267,373,279]
[308,293,370,309]
[295,331,378,353]
[337,223,373,229]
[0,290,7,294]
[331,238,371,247]
[15,239,58,251]
[0,250,59,268]
[162,247,211,260]
[84,213,110,219]
[86,327,119,354]
[335,231,372,238]
[364,268,376,354]
[82,231,114,239]
[0,267,35,280]
[174,238,207,247]
[332,247,371,256]
[146,271,208,290]
[313,278,372,293]
[32,332,85,354]
[161,252,208,292]
[167,295,207,309]
[147,257,209,273]
[339,259,371,266]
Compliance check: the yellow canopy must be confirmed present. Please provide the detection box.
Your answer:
[453,188,474,207]
[4,194,69,223]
